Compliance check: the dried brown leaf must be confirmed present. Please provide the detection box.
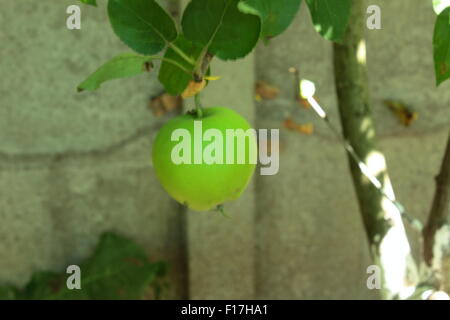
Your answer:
[255,80,279,100]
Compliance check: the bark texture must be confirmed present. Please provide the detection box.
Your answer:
[333,0,418,299]
[423,130,450,292]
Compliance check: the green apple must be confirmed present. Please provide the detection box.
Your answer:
[152,107,257,211]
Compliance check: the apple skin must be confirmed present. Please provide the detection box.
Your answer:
[152,107,256,211]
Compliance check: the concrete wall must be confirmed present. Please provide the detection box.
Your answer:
[254,0,450,299]
[0,0,187,298]
[0,0,449,299]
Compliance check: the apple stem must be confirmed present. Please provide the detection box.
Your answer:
[194,93,204,118]
[215,204,230,218]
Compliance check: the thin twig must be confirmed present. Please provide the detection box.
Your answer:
[310,95,423,232]
[290,68,423,232]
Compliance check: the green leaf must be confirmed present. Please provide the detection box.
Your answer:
[21,272,86,300]
[433,0,450,14]
[13,232,168,300]
[182,0,261,60]
[237,0,302,39]
[80,0,97,6]
[159,36,203,95]
[0,286,18,300]
[78,232,167,300]
[107,0,178,55]
[77,53,153,92]
[305,0,352,42]
[433,7,450,86]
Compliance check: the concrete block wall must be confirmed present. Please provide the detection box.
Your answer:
[253,0,450,299]
[0,0,187,298]
[0,0,449,299]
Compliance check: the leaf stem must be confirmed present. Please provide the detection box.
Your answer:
[167,42,196,65]
[194,52,214,81]
[147,55,191,75]
[194,93,203,118]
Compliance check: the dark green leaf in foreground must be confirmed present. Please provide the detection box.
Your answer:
[305,0,351,42]
[80,0,97,6]
[0,286,18,300]
[79,232,167,300]
[77,53,153,91]
[20,271,87,300]
[433,7,450,86]
[182,0,261,60]
[159,36,204,95]
[108,0,178,55]
[4,232,167,300]
[238,0,302,39]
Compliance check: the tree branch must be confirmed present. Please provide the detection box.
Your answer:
[332,0,418,299]
[423,129,450,292]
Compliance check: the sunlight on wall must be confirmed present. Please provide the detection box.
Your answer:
[357,40,367,65]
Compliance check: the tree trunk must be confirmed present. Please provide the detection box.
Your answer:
[423,130,450,292]
[333,0,418,299]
